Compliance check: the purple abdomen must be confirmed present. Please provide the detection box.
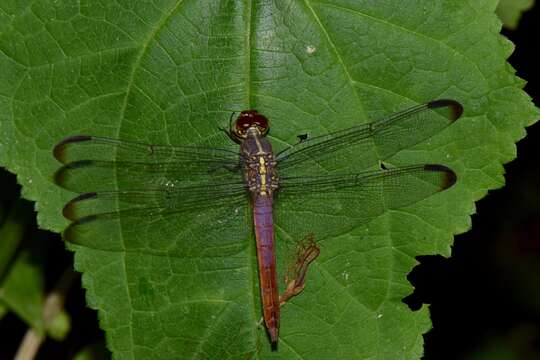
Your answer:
[253,195,279,341]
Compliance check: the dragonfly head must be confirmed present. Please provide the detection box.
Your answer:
[231,110,269,142]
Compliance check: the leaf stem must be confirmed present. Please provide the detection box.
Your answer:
[14,269,78,360]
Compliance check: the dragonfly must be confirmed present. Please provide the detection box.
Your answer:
[53,99,462,344]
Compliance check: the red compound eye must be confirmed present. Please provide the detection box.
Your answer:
[232,110,269,140]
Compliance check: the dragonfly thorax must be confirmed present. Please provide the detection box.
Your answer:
[241,130,279,197]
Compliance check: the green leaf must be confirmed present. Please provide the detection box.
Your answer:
[0,241,47,334]
[496,0,535,29]
[74,342,111,360]
[0,200,32,278]
[0,302,7,321]
[0,0,538,359]
[47,309,71,341]
[0,200,45,331]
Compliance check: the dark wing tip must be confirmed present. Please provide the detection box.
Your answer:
[424,164,457,189]
[62,192,97,220]
[63,216,99,245]
[53,135,92,163]
[427,99,464,121]
[54,160,93,187]
[54,167,67,187]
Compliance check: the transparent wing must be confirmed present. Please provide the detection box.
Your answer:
[63,181,248,223]
[53,135,250,253]
[54,135,243,192]
[276,100,462,176]
[54,135,240,165]
[274,164,456,242]
[61,182,250,254]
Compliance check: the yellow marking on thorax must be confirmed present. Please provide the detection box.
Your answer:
[259,157,267,175]
[259,156,268,196]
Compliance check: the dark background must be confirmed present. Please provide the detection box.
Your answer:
[0,5,539,360]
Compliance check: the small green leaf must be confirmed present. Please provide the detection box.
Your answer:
[46,309,71,341]
[496,0,535,29]
[0,200,44,332]
[0,303,7,320]
[0,243,46,334]
[0,200,32,278]
[1,0,538,359]
[74,342,111,360]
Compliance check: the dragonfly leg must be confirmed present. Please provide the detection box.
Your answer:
[279,234,320,307]
[218,125,234,142]
[218,111,242,144]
